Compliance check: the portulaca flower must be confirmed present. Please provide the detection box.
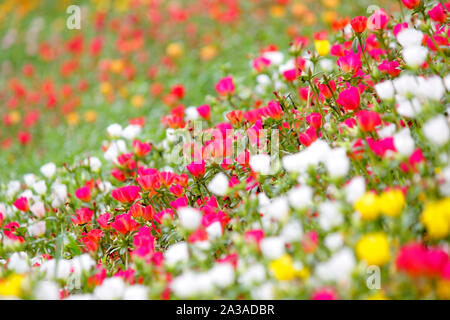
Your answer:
[264,196,289,222]
[249,154,272,175]
[397,28,423,47]
[84,157,102,172]
[444,74,450,91]
[375,80,395,101]
[393,75,419,97]
[121,124,141,140]
[315,248,356,282]
[416,76,445,101]
[207,172,229,196]
[280,220,303,243]
[206,221,222,239]
[165,242,189,266]
[8,252,30,273]
[319,59,333,72]
[94,278,125,300]
[34,281,60,300]
[288,185,313,209]
[324,232,344,251]
[28,221,46,237]
[40,162,56,178]
[33,180,47,195]
[123,285,148,300]
[178,207,202,231]
[394,128,415,156]
[423,115,450,146]
[209,263,235,288]
[260,237,285,260]
[402,45,428,68]
[324,148,349,178]
[345,176,365,204]
[238,263,266,286]
[262,51,284,65]
[318,201,343,231]
[185,106,200,120]
[6,180,21,199]
[251,282,274,300]
[396,96,422,118]
[24,173,37,187]
[106,123,122,138]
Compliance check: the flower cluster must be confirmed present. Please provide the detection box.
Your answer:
[0,0,449,300]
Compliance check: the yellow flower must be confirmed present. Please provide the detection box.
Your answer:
[314,40,330,56]
[100,82,113,96]
[269,254,302,281]
[379,189,405,217]
[354,192,381,221]
[356,232,390,266]
[437,280,450,300]
[322,0,340,9]
[367,292,389,300]
[166,42,183,59]
[0,274,24,298]
[322,11,337,25]
[110,59,124,74]
[119,87,129,99]
[8,111,21,125]
[84,110,97,123]
[200,45,217,61]
[131,95,145,108]
[291,3,307,18]
[420,198,450,239]
[270,5,285,18]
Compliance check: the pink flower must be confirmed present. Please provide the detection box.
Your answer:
[356,110,381,132]
[186,161,206,178]
[111,185,141,203]
[367,8,390,31]
[97,213,111,229]
[133,140,152,157]
[75,186,91,202]
[401,0,421,10]
[378,60,401,77]
[215,76,234,96]
[197,104,211,120]
[298,126,318,146]
[337,52,362,74]
[306,113,322,129]
[350,16,368,34]
[393,22,409,37]
[428,3,449,23]
[282,68,298,82]
[311,288,338,300]
[244,229,264,244]
[132,226,155,258]
[337,86,360,111]
[13,197,29,212]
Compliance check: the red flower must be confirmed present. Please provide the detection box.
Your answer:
[337,87,360,111]
[3,222,25,243]
[111,213,140,234]
[401,0,421,10]
[13,197,29,212]
[133,140,151,157]
[129,203,154,221]
[244,229,264,245]
[226,110,244,126]
[197,104,211,120]
[356,110,381,132]
[136,174,161,192]
[350,16,368,34]
[306,113,322,130]
[75,186,91,202]
[81,229,103,252]
[0,211,3,228]
[72,208,94,225]
[378,60,401,77]
[215,76,234,96]
[111,186,141,203]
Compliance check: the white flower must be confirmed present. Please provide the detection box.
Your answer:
[34,281,59,300]
[394,128,415,156]
[324,232,344,251]
[209,263,235,288]
[249,154,272,175]
[40,162,56,178]
[280,220,303,243]
[84,157,102,172]
[8,252,29,273]
[396,96,422,118]
[207,173,229,196]
[264,196,290,222]
[397,28,423,47]
[324,148,349,178]
[206,221,222,239]
[165,242,189,266]
[123,285,148,300]
[278,59,295,73]
[121,125,141,140]
[345,176,366,204]
[288,185,313,209]
[315,248,356,282]
[24,174,37,187]
[94,278,125,300]
[40,259,71,279]
[423,115,450,146]
[171,272,200,298]
[393,75,419,97]
[378,123,396,139]
[262,51,284,65]
[33,180,47,195]
[402,45,428,68]
[28,221,46,237]
[106,123,122,138]
[416,76,445,101]
[251,282,274,300]
[260,237,285,260]
[178,207,202,231]
[6,180,21,199]
[375,80,394,101]
[318,201,343,231]
[319,59,333,72]
[185,106,200,120]
[238,264,266,286]
[51,182,67,205]
[256,74,271,86]
[444,74,450,91]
